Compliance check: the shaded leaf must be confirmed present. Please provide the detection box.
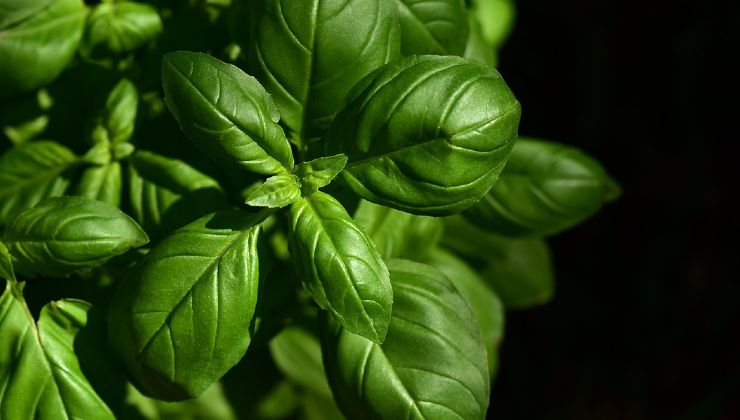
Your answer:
[269,326,333,399]
[396,0,469,56]
[75,161,123,207]
[82,1,163,57]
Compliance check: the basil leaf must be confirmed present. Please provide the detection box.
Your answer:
[3,196,149,278]
[301,393,345,420]
[246,0,401,153]
[82,1,162,57]
[109,210,262,400]
[353,199,442,260]
[0,285,115,419]
[0,242,13,281]
[269,326,333,398]
[470,0,516,48]
[127,150,231,240]
[396,0,469,56]
[75,162,123,207]
[96,78,139,145]
[425,248,504,377]
[245,172,301,208]
[0,0,49,29]
[326,55,521,215]
[0,141,78,226]
[293,154,348,195]
[288,191,392,344]
[464,12,496,68]
[442,216,555,309]
[464,138,621,237]
[0,0,86,97]
[162,51,294,175]
[322,259,490,420]
[126,382,237,420]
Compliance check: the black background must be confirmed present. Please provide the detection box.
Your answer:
[491,0,740,419]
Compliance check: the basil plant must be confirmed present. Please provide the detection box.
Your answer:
[0,0,618,418]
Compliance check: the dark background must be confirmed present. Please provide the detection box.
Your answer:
[491,0,740,419]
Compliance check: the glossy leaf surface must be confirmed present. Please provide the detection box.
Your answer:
[0,141,77,226]
[82,1,162,56]
[425,248,504,376]
[0,286,115,419]
[3,196,148,278]
[396,0,468,56]
[442,216,555,309]
[322,259,490,420]
[293,154,348,195]
[288,191,392,343]
[464,138,620,237]
[326,55,521,215]
[246,0,401,151]
[0,0,86,96]
[75,162,123,207]
[245,172,302,208]
[162,51,294,175]
[353,200,442,260]
[109,211,262,400]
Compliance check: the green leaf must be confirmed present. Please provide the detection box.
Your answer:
[82,1,163,57]
[0,286,115,419]
[293,154,348,195]
[464,12,496,68]
[2,196,149,278]
[288,191,392,344]
[321,259,490,420]
[0,242,13,281]
[326,55,521,215]
[0,0,50,29]
[0,0,87,97]
[470,0,516,48]
[96,78,139,145]
[464,138,621,237]
[0,141,78,226]
[109,210,262,401]
[396,0,469,56]
[425,248,504,377]
[353,199,443,260]
[269,326,333,399]
[75,161,123,207]
[161,51,294,175]
[245,0,401,154]
[245,172,302,208]
[126,382,237,420]
[442,216,555,309]
[127,150,231,240]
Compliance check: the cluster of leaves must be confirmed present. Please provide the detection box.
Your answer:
[0,0,618,418]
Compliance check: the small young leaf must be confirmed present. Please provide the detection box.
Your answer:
[162,51,294,175]
[82,1,163,56]
[293,154,348,195]
[98,78,139,145]
[0,141,78,226]
[269,326,333,398]
[464,138,621,237]
[75,162,123,207]
[0,286,115,419]
[245,172,301,208]
[353,200,443,260]
[326,55,521,215]
[396,0,469,56]
[3,196,149,278]
[321,259,490,420]
[464,12,497,68]
[288,191,392,344]
[0,0,86,96]
[442,216,555,309]
[0,242,13,281]
[425,248,505,377]
[471,0,516,48]
[109,211,262,401]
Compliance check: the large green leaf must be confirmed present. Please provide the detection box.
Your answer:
[109,210,262,401]
[322,259,490,420]
[269,326,333,399]
[288,191,392,344]
[442,216,555,309]
[75,161,123,207]
[0,285,115,419]
[0,0,50,29]
[127,150,231,240]
[464,138,620,237]
[2,196,149,278]
[0,140,78,226]
[161,51,294,175]
[82,1,162,57]
[326,55,521,215]
[245,0,401,154]
[0,0,87,96]
[353,199,442,260]
[425,248,504,377]
[396,0,468,56]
